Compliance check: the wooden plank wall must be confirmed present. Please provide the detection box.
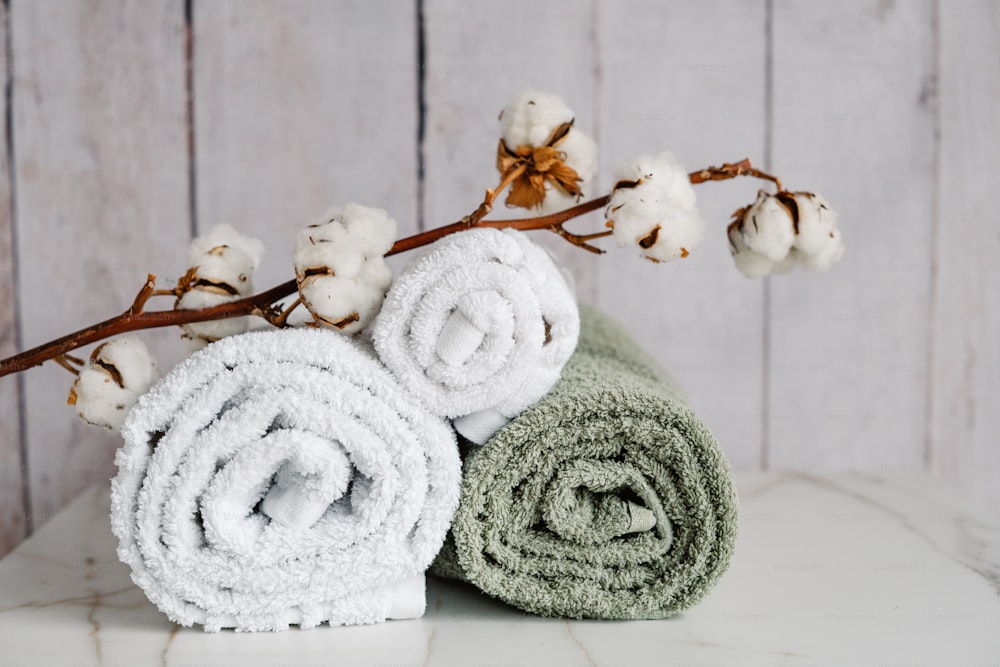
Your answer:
[769,0,935,470]
[930,0,999,517]
[595,0,768,470]
[0,0,27,555]
[11,0,190,533]
[194,0,419,288]
[0,1,995,555]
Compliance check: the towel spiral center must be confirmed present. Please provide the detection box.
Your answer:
[541,460,667,545]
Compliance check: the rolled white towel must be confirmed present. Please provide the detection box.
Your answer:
[110,328,460,632]
[371,228,579,444]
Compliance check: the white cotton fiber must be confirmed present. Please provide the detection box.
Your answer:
[176,289,250,341]
[728,190,844,277]
[611,151,697,210]
[606,151,705,263]
[739,191,796,261]
[294,203,397,333]
[188,224,265,275]
[791,192,838,255]
[176,224,265,343]
[71,336,158,430]
[799,228,845,271]
[298,276,384,334]
[188,250,255,296]
[500,90,575,148]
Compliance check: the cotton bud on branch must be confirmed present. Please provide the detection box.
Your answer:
[294,203,396,334]
[67,337,158,430]
[728,190,844,277]
[496,90,599,215]
[605,151,707,263]
[175,224,265,344]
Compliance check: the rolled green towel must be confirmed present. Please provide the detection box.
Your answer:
[431,304,739,619]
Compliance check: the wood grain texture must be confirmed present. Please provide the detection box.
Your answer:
[595,0,767,468]
[421,0,600,301]
[0,1,26,557]
[930,0,1000,513]
[194,0,419,290]
[11,0,190,525]
[769,0,935,468]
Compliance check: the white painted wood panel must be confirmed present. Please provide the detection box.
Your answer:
[0,1,996,558]
[422,0,600,300]
[0,2,26,557]
[930,0,1000,514]
[769,0,935,468]
[11,0,190,524]
[595,0,767,469]
[194,0,419,290]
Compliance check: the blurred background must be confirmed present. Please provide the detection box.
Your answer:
[0,0,995,556]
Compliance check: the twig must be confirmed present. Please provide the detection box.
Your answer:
[0,157,779,379]
[128,274,159,315]
[690,158,783,191]
[267,297,302,328]
[463,163,528,226]
[53,355,83,376]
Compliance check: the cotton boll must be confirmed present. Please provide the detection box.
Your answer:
[535,128,599,215]
[294,204,397,333]
[299,275,385,334]
[296,204,396,276]
[294,231,365,280]
[729,190,844,277]
[72,368,138,430]
[790,192,837,254]
[69,336,158,430]
[607,187,662,246]
[188,224,265,271]
[356,258,393,293]
[728,225,775,278]
[639,207,707,263]
[176,289,249,341]
[611,151,697,211]
[340,203,397,257]
[605,151,705,262]
[559,127,598,183]
[184,225,264,300]
[94,337,159,393]
[771,249,802,274]
[535,189,579,216]
[190,248,256,296]
[500,90,575,148]
[740,191,795,261]
[302,209,353,246]
[733,248,776,278]
[799,228,845,271]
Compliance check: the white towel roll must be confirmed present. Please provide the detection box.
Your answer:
[372,228,579,444]
[110,328,460,632]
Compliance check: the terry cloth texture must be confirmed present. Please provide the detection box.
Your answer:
[111,328,460,632]
[431,304,739,619]
[372,227,579,444]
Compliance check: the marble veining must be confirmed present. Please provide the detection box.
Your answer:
[1,472,998,666]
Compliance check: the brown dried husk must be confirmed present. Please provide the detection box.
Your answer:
[496,120,583,211]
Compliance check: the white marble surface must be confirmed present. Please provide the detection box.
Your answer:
[1,471,998,666]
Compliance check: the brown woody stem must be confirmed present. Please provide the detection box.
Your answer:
[268,297,302,327]
[53,355,82,376]
[464,163,528,226]
[689,158,783,191]
[129,274,158,315]
[0,157,776,379]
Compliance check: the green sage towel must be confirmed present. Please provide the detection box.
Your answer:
[431,304,739,619]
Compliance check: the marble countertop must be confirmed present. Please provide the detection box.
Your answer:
[1,471,998,666]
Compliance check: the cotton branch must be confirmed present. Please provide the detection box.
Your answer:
[0,158,780,379]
